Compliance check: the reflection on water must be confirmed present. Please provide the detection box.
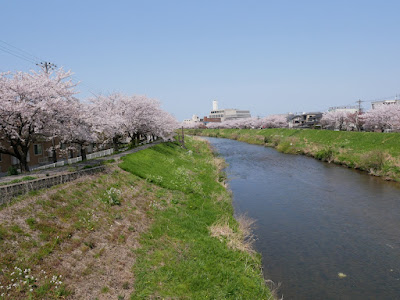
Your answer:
[206,137,400,300]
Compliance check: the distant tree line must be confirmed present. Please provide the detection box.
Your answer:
[184,106,400,132]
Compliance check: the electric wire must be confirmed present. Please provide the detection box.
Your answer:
[0,39,43,62]
[0,45,37,64]
[0,40,101,97]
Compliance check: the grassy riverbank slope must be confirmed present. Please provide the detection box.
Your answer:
[0,138,271,299]
[186,128,400,181]
[120,138,271,299]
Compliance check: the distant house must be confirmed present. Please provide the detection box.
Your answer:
[288,112,323,128]
[0,134,107,175]
[0,136,87,175]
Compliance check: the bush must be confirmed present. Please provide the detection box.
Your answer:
[359,150,386,171]
[7,166,18,176]
[315,148,335,162]
[271,135,282,146]
[276,141,297,154]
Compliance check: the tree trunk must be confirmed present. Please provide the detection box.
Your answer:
[81,147,87,161]
[113,136,119,152]
[52,148,57,163]
[135,134,139,146]
[20,155,30,173]
[52,138,57,163]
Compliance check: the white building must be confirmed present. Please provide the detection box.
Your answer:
[371,99,400,109]
[208,100,251,121]
[183,114,200,124]
[328,106,359,114]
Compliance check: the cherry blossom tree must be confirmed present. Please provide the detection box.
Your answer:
[89,93,178,150]
[57,102,97,161]
[182,121,202,129]
[120,95,170,144]
[206,115,288,129]
[361,105,400,132]
[260,115,288,128]
[0,69,77,172]
[345,112,363,131]
[321,110,353,131]
[206,122,222,129]
[89,93,126,151]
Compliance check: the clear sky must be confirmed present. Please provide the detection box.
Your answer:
[2,1,400,120]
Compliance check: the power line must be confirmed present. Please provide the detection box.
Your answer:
[0,39,43,62]
[0,39,101,97]
[0,44,37,64]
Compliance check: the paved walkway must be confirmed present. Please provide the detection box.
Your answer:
[0,140,162,185]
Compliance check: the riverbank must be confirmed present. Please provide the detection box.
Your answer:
[205,136,400,299]
[186,128,400,182]
[0,138,271,299]
[120,137,272,299]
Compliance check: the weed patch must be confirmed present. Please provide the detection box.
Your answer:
[0,166,161,299]
[315,148,336,162]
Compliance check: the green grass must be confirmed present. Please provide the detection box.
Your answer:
[120,140,271,299]
[0,176,37,186]
[186,128,400,181]
[0,138,271,299]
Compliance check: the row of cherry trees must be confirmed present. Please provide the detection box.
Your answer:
[183,115,288,129]
[0,69,178,172]
[184,106,400,132]
[321,105,400,132]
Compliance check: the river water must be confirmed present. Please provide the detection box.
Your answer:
[205,137,400,300]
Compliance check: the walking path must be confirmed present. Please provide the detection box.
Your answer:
[0,140,162,185]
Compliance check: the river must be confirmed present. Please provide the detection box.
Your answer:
[205,137,400,300]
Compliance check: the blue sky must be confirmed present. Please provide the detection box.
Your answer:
[2,1,400,120]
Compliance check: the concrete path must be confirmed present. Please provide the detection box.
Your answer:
[0,140,162,185]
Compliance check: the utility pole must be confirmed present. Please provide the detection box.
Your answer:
[37,61,58,161]
[36,61,57,74]
[356,99,364,114]
[355,99,364,131]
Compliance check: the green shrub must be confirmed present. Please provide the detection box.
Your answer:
[271,135,282,146]
[7,166,18,176]
[276,141,298,154]
[315,148,335,162]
